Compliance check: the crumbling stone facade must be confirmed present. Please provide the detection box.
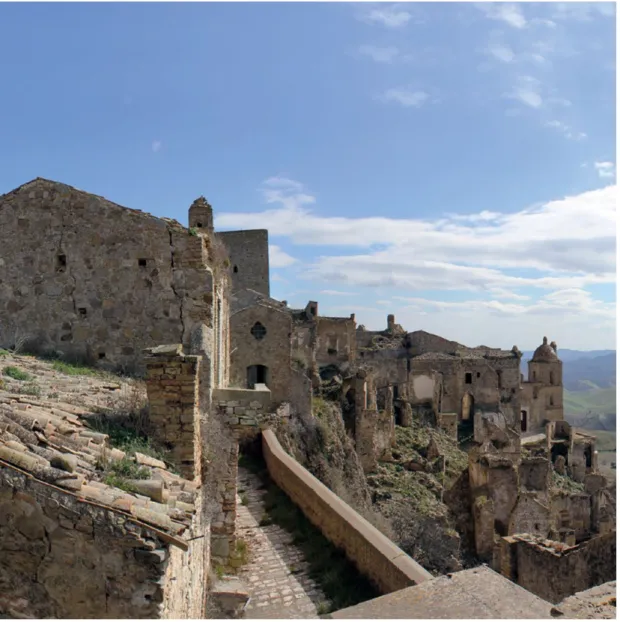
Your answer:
[0,353,209,619]
[0,178,231,387]
[145,345,203,481]
[499,531,616,604]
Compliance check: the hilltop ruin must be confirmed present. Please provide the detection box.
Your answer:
[0,178,615,618]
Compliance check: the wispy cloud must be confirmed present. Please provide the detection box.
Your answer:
[216,178,617,288]
[358,44,400,63]
[594,161,616,179]
[378,88,429,108]
[360,5,413,28]
[319,290,358,297]
[216,177,616,349]
[151,140,162,153]
[506,75,543,108]
[551,2,615,22]
[545,120,586,141]
[476,3,528,29]
[269,244,297,268]
[487,42,516,63]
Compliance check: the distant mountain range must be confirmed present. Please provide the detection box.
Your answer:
[520,349,616,391]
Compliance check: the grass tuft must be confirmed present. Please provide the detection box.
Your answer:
[51,360,99,377]
[3,366,32,381]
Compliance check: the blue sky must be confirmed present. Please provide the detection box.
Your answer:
[0,2,616,350]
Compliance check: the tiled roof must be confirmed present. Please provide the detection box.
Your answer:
[0,354,197,546]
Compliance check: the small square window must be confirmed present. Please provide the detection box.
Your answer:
[78,308,87,316]
[138,259,147,267]
[98,352,106,359]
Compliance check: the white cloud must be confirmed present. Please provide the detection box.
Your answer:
[552,2,615,22]
[215,178,617,297]
[476,3,527,29]
[360,5,412,28]
[378,88,429,108]
[545,120,587,141]
[319,290,358,297]
[269,244,297,268]
[507,75,543,108]
[358,45,400,63]
[487,43,515,63]
[217,175,616,349]
[594,161,616,179]
[151,140,162,153]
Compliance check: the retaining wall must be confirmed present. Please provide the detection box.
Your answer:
[261,429,432,594]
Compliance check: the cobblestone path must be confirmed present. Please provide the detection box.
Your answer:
[236,466,327,619]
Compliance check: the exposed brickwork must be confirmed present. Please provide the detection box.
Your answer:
[145,345,202,482]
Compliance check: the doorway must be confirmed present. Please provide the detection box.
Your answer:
[247,365,268,389]
[520,410,528,432]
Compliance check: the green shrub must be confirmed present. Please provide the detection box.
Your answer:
[52,360,98,377]
[3,366,32,381]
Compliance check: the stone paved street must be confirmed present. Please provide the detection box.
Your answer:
[236,467,327,619]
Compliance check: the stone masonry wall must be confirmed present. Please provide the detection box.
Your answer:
[161,487,210,619]
[0,178,227,378]
[0,465,171,619]
[229,303,293,405]
[208,386,283,565]
[262,429,433,594]
[499,532,616,604]
[218,229,270,297]
[145,345,202,482]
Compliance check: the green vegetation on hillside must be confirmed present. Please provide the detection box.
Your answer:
[563,388,616,416]
[579,429,616,453]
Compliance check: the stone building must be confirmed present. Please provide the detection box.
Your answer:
[0,179,230,396]
[520,337,564,433]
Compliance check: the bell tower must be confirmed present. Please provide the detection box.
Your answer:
[188,196,213,232]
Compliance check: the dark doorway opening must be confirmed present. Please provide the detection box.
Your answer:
[247,364,268,389]
[393,385,403,426]
[343,388,356,438]
[520,410,527,432]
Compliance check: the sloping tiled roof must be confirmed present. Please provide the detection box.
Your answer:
[0,354,197,547]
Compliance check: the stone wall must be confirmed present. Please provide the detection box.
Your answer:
[161,486,210,619]
[262,429,433,594]
[209,386,286,564]
[229,303,292,405]
[145,345,202,481]
[314,316,357,368]
[0,178,228,380]
[499,532,616,604]
[0,465,207,619]
[218,229,270,297]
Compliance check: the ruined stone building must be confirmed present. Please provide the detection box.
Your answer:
[0,177,614,616]
[0,349,209,618]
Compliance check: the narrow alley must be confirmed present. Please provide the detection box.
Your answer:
[235,467,328,619]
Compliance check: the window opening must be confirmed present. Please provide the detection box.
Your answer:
[250,321,267,340]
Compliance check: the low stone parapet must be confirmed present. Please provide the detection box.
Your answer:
[261,429,432,595]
